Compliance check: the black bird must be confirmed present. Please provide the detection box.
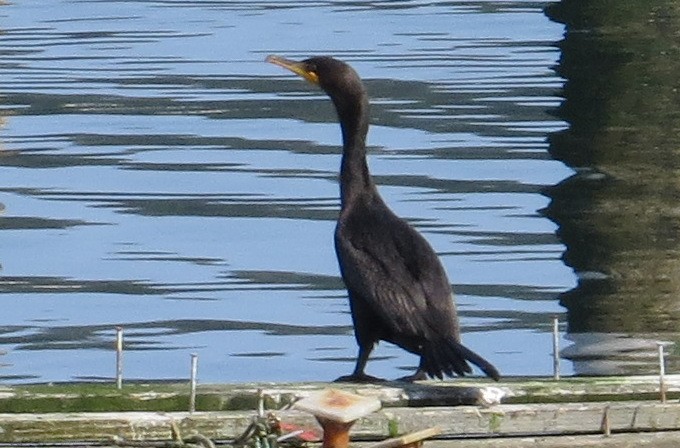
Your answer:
[267,55,500,383]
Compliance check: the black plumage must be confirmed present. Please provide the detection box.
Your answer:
[267,55,500,382]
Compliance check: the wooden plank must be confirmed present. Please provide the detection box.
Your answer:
[0,382,491,412]
[0,433,677,448]
[0,375,677,413]
[1,401,680,443]
[0,376,677,444]
[401,432,680,448]
[374,402,680,436]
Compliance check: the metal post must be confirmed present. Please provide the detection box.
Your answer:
[189,353,198,413]
[552,317,560,380]
[257,388,265,417]
[601,406,611,437]
[115,326,123,390]
[658,342,666,403]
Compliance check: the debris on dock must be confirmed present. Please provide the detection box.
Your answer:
[294,389,381,448]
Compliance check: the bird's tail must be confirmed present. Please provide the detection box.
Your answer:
[422,339,500,381]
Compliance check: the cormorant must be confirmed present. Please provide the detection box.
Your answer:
[267,55,500,382]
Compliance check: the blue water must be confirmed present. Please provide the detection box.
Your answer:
[0,0,575,383]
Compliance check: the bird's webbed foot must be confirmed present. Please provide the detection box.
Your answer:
[396,369,429,383]
[334,373,386,383]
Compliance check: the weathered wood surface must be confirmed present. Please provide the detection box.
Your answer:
[0,376,678,446]
[0,374,677,413]
[5,433,680,448]
[415,432,680,448]
[0,401,680,443]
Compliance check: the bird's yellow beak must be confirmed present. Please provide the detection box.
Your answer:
[266,55,319,85]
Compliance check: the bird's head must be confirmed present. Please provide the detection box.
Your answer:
[266,55,365,104]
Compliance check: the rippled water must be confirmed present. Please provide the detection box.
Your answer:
[0,1,574,383]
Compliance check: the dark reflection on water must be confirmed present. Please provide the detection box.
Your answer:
[545,1,680,375]
[0,0,573,383]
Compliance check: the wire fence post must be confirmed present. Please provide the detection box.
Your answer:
[552,317,560,380]
[189,353,198,413]
[115,326,123,390]
[658,342,666,403]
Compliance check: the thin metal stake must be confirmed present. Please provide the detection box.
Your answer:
[601,405,611,437]
[115,326,123,390]
[189,353,198,413]
[658,342,666,403]
[257,389,265,417]
[552,317,560,380]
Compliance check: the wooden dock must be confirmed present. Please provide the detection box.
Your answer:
[0,375,679,447]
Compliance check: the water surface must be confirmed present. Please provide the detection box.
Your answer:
[0,0,574,383]
[545,1,680,375]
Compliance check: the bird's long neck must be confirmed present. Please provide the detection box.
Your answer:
[333,93,375,208]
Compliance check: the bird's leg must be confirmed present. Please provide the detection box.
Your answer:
[334,344,385,383]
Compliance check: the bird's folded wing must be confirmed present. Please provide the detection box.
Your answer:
[336,215,458,339]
